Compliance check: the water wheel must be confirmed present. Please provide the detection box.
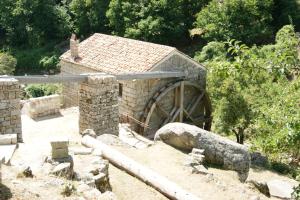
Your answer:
[140,80,212,139]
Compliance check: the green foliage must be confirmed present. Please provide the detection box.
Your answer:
[70,0,110,37]
[273,0,300,32]
[39,55,59,73]
[0,0,72,46]
[198,25,300,157]
[0,52,17,75]
[24,84,61,98]
[292,183,300,200]
[195,0,274,44]
[195,41,226,63]
[12,42,61,75]
[107,0,209,44]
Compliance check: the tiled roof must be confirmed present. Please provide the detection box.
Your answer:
[60,33,176,74]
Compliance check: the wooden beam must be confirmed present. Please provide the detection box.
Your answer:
[82,135,201,200]
[1,75,88,84]
[156,103,170,118]
[187,92,205,116]
[179,81,184,122]
[170,108,181,122]
[116,71,186,81]
[1,71,186,84]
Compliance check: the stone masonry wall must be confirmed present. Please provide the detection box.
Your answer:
[0,78,22,142]
[79,75,119,135]
[22,94,61,119]
[60,61,98,108]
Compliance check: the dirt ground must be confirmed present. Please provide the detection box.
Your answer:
[1,107,298,200]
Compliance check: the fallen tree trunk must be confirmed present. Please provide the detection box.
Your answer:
[82,135,201,200]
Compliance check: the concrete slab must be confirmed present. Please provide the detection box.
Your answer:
[0,144,17,165]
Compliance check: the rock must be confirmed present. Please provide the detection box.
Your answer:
[155,123,251,182]
[155,123,198,151]
[77,183,91,193]
[100,191,118,200]
[267,179,295,199]
[82,129,97,138]
[22,166,33,178]
[251,152,268,167]
[82,188,102,199]
[192,148,205,155]
[94,173,112,193]
[248,180,269,197]
[249,195,260,200]
[192,165,210,175]
[51,163,73,178]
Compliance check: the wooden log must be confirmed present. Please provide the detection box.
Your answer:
[82,135,201,200]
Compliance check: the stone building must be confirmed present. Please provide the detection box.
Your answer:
[60,34,209,138]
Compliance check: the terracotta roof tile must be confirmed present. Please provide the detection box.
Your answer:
[60,33,176,74]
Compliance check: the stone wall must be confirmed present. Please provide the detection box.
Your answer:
[79,75,119,135]
[60,61,98,107]
[22,94,61,119]
[0,78,22,142]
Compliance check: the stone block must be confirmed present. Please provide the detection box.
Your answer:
[0,134,17,145]
[51,140,69,149]
[52,148,69,159]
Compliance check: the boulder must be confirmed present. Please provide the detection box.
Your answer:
[155,123,251,182]
[267,179,295,199]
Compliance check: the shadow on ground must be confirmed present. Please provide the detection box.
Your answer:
[0,183,12,200]
[33,112,63,122]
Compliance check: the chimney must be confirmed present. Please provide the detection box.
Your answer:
[70,34,79,59]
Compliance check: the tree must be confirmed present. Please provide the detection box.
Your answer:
[0,52,17,75]
[0,0,72,46]
[70,0,110,37]
[195,0,274,44]
[107,0,209,44]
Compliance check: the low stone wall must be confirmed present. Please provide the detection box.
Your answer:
[23,94,61,119]
[79,75,119,135]
[0,78,22,142]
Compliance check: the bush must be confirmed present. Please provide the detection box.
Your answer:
[195,0,274,44]
[24,84,61,98]
[0,52,17,75]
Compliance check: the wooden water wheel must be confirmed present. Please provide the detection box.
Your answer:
[140,80,212,139]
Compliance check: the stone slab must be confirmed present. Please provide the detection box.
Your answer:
[267,179,295,199]
[0,134,17,145]
[52,148,69,159]
[0,144,17,165]
[51,140,69,149]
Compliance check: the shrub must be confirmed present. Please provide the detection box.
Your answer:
[24,84,61,98]
[0,52,17,75]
